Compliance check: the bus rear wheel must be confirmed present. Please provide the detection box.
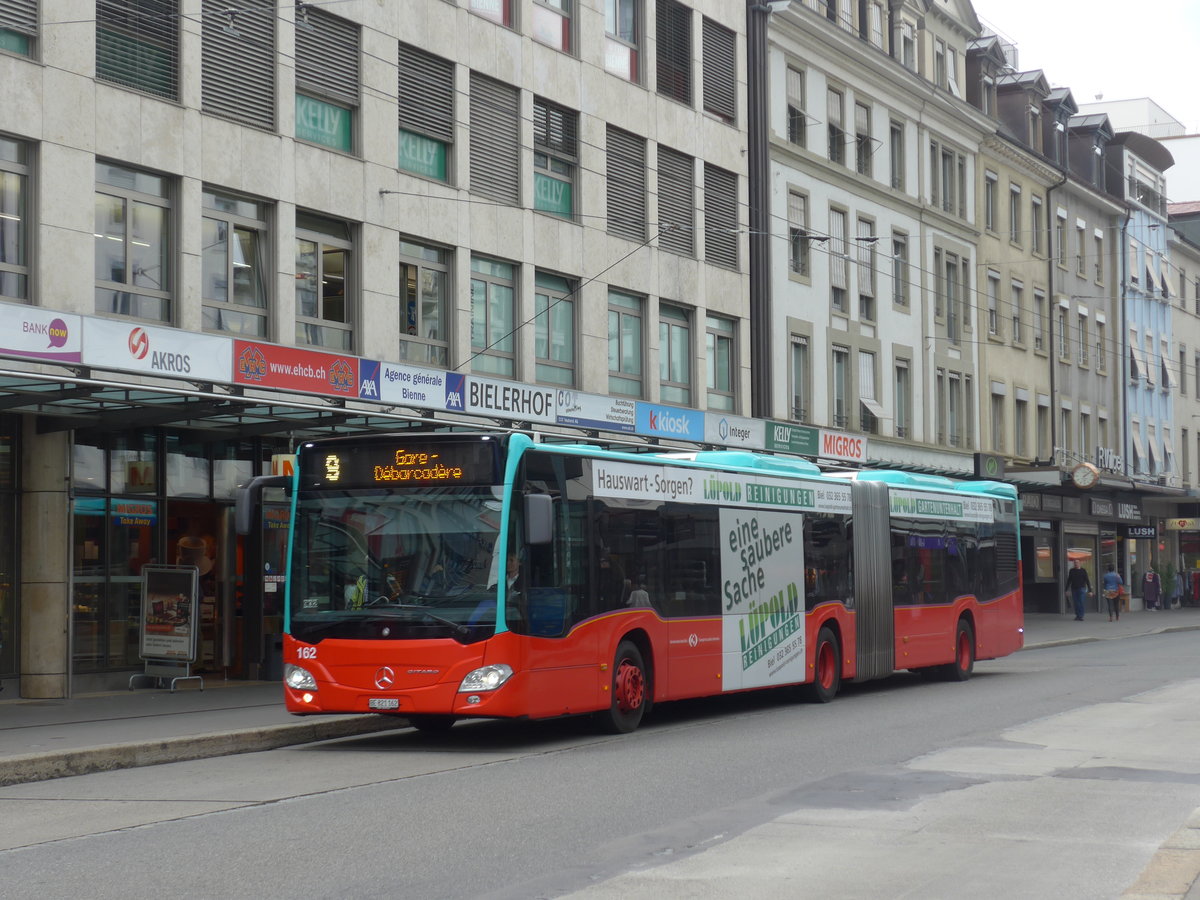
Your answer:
[805,626,841,703]
[598,640,648,734]
[407,714,457,733]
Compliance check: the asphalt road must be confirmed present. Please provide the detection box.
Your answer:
[3,632,1199,899]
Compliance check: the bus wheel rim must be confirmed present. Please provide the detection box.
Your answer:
[615,660,644,712]
[817,642,834,688]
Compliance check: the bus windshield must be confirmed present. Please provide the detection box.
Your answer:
[288,485,505,644]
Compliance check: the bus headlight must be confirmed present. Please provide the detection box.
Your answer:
[284,664,317,690]
[458,664,513,693]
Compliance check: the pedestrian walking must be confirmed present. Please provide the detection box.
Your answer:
[1142,569,1162,611]
[1101,564,1124,622]
[1065,560,1092,621]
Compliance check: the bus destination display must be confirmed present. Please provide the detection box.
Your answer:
[301,439,499,488]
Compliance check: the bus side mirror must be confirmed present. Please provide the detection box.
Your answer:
[235,475,291,535]
[525,494,553,545]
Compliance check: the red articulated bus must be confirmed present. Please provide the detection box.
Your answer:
[242,431,1022,733]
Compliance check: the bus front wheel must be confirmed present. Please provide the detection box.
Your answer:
[805,626,841,703]
[598,640,648,734]
[942,619,975,682]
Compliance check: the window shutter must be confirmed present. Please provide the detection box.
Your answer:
[701,17,735,122]
[704,163,737,270]
[655,0,692,105]
[296,8,359,107]
[202,0,275,128]
[399,44,454,143]
[96,0,180,101]
[0,0,37,35]
[606,126,646,241]
[470,73,520,205]
[534,98,577,157]
[657,146,694,256]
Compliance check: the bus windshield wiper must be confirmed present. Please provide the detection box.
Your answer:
[365,602,471,635]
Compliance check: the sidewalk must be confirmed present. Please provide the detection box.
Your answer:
[1,607,1199,787]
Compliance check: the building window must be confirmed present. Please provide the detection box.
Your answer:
[704,164,738,270]
[984,172,997,231]
[1058,214,1069,269]
[702,17,735,123]
[658,146,695,256]
[854,102,872,176]
[656,0,691,105]
[787,191,809,277]
[831,345,849,428]
[201,189,268,337]
[991,391,1004,453]
[900,21,915,70]
[469,0,513,27]
[934,39,946,88]
[948,373,961,447]
[945,253,960,342]
[0,136,28,302]
[829,209,848,311]
[1078,313,1089,366]
[470,73,520,205]
[470,257,516,377]
[868,1,884,47]
[659,304,691,405]
[933,248,944,318]
[604,0,640,82]
[1096,320,1106,373]
[891,232,908,306]
[705,315,735,411]
[1037,402,1049,459]
[534,271,575,386]
[295,212,353,350]
[790,336,810,422]
[1009,184,1022,243]
[827,88,845,165]
[787,68,806,147]
[889,120,904,190]
[1076,224,1086,276]
[1058,309,1069,359]
[1094,233,1105,283]
[608,289,644,397]
[986,272,1000,336]
[606,126,646,240]
[1011,282,1024,345]
[894,359,910,438]
[398,44,454,182]
[857,217,875,321]
[1015,397,1028,457]
[295,7,359,153]
[1182,346,1190,397]
[1031,196,1043,255]
[398,239,450,367]
[96,0,179,100]
[95,162,172,322]
[1033,291,1046,351]
[533,98,578,219]
[532,0,572,53]
[858,350,880,434]
[0,0,37,55]
[202,0,274,128]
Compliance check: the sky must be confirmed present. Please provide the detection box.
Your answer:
[972,0,1200,134]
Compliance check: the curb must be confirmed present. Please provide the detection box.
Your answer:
[1022,622,1200,652]
[0,715,407,787]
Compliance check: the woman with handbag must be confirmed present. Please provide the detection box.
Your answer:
[1101,564,1124,622]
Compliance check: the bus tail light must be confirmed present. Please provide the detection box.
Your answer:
[285,664,317,690]
[458,664,513,693]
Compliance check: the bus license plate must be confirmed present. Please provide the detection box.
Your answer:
[369,698,400,710]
